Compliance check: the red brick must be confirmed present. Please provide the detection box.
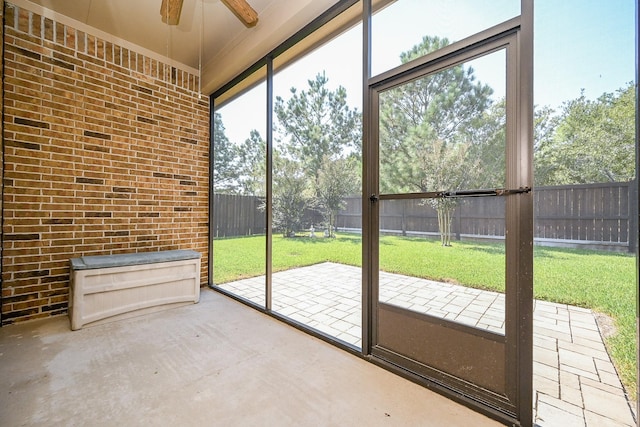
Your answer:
[2,8,209,323]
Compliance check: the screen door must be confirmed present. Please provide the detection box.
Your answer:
[368,23,533,424]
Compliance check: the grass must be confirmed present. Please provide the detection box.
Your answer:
[212,233,363,284]
[213,233,637,398]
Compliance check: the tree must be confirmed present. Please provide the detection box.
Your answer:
[271,156,315,237]
[316,155,360,237]
[535,83,635,185]
[532,105,561,186]
[274,71,361,187]
[273,71,362,237]
[236,129,266,196]
[467,98,507,188]
[212,112,239,193]
[417,131,478,246]
[379,36,494,245]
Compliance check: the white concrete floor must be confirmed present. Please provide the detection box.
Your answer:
[0,289,501,427]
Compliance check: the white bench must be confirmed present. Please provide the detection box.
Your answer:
[69,250,201,330]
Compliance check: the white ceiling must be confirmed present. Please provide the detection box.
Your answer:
[17,0,340,94]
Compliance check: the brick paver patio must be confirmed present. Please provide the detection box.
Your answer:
[217,262,637,426]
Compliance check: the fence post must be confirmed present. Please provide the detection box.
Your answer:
[455,204,462,241]
[629,178,638,253]
[402,200,407,236]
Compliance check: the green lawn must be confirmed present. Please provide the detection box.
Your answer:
[213,233,636,398]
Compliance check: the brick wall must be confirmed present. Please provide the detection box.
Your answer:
[1,3,210,325]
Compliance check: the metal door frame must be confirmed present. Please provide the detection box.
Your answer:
[363,17,533,426]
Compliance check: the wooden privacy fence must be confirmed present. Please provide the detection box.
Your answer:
[213,181,637,251]
[534,182,634,246]
[212,193,266,237]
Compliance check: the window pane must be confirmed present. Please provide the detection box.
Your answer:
[534,0,635,186]
[272,21,363,347]
[377,47,507,334]
[533,0,637,416]
[379,198,506,334]
[212,68,267,308]
[379,50,506,194]
[372,0,519,76]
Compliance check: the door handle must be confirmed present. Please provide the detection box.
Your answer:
[441,187,531,198]
[369,194,379,202]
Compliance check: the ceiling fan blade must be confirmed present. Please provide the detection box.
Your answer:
[160,0,184,25]
[221,0,259,27]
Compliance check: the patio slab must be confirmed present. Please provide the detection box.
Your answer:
[218,262,637,426]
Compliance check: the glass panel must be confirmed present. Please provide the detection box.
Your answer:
[378,48,507,334]
[533,0,637,417]
[272,21,363,347]
[212,68,267,308]
[380,50,506,194]
[372,0,519,76]
[379,198,506,334]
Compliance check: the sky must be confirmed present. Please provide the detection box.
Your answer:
[218,0,636,147]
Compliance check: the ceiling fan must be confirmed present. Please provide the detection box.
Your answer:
[160,0,258,27]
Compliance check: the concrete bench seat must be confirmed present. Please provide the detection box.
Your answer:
[69,250,201,330]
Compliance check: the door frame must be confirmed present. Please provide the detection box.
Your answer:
[363,16,534,426]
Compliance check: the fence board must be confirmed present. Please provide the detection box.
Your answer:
[212,181,634,250]
[213,193,266,238]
